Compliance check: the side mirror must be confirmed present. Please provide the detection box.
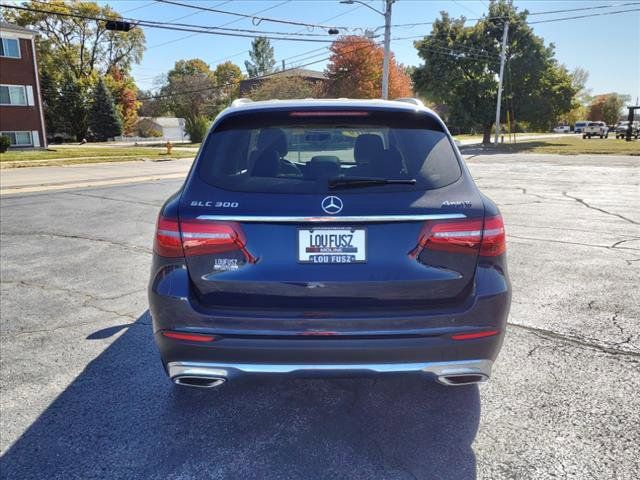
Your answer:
[454,139,462,147]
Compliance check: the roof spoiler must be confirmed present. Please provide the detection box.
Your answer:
[393,98,425,107]
[230,98,253,108]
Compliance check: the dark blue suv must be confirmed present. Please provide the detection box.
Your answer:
[149,98,511,388]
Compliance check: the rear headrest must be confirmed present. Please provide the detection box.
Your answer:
[372,149,404,178]
[354,134,384,166]
[251,149,280,177]
[257,128,288,156]
[307,155,340,180]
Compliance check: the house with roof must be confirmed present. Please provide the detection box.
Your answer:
[135,117,188,141]
[0,21,46,148]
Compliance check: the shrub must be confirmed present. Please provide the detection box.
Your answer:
[0,135,11,153]
[136,119,163,138]
[185,116,210,143]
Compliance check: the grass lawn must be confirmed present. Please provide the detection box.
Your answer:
[465,136,640,155]
[0,145,195,166]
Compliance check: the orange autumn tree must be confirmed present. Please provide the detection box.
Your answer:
[324,36,412,99]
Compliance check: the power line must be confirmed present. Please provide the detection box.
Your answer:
[453,0,481,17]
[0,3,339,42]
[120,1,158,15]
[390,1,640,28]
[393,36,500,59]
[155,0,354,31]
[528,7,640,24]
[148,1,289,50]
[208,4,363,69]
[526,2,640,16]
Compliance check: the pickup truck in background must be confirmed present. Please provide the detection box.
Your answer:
[582,121,609,139]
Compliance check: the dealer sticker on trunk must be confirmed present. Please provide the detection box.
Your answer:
[298,228,367,264]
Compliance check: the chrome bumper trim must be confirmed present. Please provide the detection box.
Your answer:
[195,214,466,223]
[167,359,492,382]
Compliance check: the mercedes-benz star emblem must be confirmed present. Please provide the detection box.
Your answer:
[321,196,343,215]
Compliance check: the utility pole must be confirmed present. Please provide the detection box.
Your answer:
[494,21,509,144]
[339,0,393,99]
[381,0,393,100]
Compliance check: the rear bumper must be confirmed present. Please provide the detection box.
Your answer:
[149,261,511,380]
[167,359,493,386]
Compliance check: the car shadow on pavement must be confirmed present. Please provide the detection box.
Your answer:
[1,311,481,480]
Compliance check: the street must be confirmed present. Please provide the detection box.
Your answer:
[1,153,639,479]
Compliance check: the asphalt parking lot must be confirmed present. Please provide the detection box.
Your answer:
[1,152,639,479]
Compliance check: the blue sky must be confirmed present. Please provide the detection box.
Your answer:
[102,0,639,102]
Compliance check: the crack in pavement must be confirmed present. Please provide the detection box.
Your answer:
[64,191,161,207]
[563,191,639,225]
[611,238,640,248]
[1,280,144,303]
[0,231,151,254]
[517,186,558,202]
[1,280,146,337]
[508,322,639,361]
[4,318,152,338]
[508,234,640,254]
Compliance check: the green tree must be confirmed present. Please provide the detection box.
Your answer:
[88,79,122,141]
[244,37,276,78]
[104,67,140,135]
[58,75,89,141]
[250,74,323,100]
[412,0,576,143]
[602,94,628,124]
[159,59,216,139]
[39,69,61,138]
[1,0,145,80]
[2,0,145,139]
[213,61,244,110]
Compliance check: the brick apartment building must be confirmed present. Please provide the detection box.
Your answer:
[0,21,46,148]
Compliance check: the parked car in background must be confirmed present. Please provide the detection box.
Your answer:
[553,125,570,133]
[615,121,639,139]
[583,121,608,139]
[574,121,589,133]
[149,98,511,390]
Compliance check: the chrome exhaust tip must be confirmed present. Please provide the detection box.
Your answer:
[173,376,226,388]
[437,373,489,386]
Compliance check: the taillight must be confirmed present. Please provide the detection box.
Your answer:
[479,215,506,256]
[154,215,255,261]
[451,329,500,340]
[418,218,483,254]
[154,216,183,257]
[180,220,252,258]
[415,214,506,257]
[162,331,216,342]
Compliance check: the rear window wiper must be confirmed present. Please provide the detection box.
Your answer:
[328,176,417,190]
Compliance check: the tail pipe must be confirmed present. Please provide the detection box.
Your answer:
[173,375,226,388]
[437,373,489,386]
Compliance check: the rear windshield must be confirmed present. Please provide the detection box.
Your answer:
[197,109,462,194]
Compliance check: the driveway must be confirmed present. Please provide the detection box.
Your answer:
[1,153,638,479]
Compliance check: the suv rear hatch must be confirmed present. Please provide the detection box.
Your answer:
[174,107,489,311]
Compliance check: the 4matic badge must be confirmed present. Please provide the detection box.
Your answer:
[441,200,472,208]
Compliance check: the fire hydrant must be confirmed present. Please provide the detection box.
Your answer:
[166,141,173,155]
